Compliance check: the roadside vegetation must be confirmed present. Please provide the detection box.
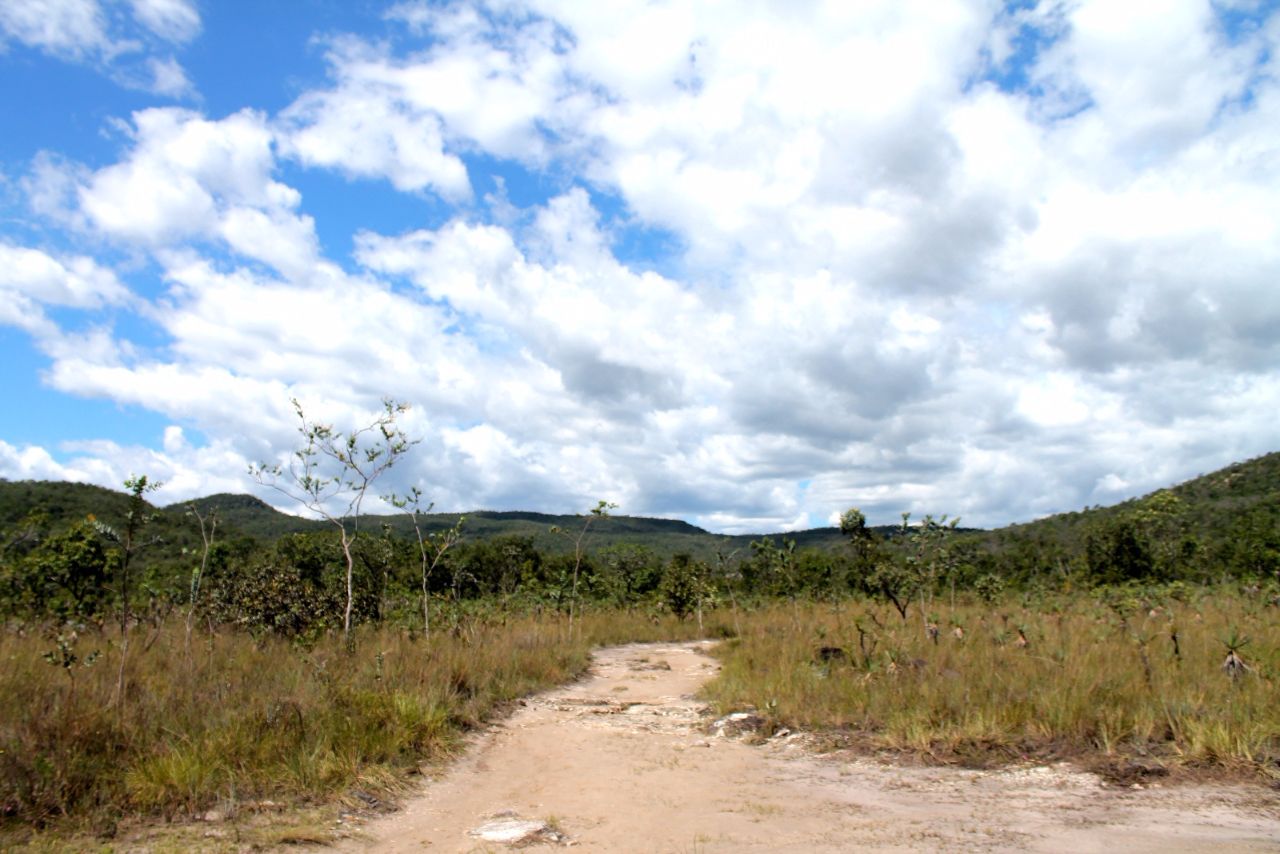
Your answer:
[706,588,1279,779]
[0,608,706,847]
[0,409,1276,846]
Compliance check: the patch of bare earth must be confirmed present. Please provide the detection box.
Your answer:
[332,641,1280,852]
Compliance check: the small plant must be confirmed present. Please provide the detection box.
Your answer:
[42,626,100,701]
[974,573,1004,605]
[1220,630,1251,681]
[93,474,162,707]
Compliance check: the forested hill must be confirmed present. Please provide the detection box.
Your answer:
[2,449,1275,566]
[957,450,1280,583]
[991,450,1279,539]
[0,479,871,560]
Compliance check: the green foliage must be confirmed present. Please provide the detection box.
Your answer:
[595,543,662,605]
[659,553,710,619]
[973,572,1005,604]
[205,550,345,641]
[956,452,1280,587]
[251,398,415,638]
[5,521,111,621]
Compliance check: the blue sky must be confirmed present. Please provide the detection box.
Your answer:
[1,0,1278,533]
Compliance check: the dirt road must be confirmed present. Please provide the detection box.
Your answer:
[335,641,1279,852]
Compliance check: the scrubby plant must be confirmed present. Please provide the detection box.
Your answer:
[251,398,415,641]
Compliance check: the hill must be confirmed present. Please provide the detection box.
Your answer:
[957,450,1280,582]
[3,449,1275,570]
[0,478,885,562]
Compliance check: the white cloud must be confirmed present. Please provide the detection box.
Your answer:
[7,1,1280,532]
[127,0,199,43]
[277,47,472,198]
[0,0,119,59]
[144,54,194,97]
[0,0,200,97]
[0,243,130,309]
[59,108,319,276]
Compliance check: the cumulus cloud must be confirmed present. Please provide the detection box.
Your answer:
[0,0,200,96]
[0,243,130,309]
[50,108,321,277]
[0,242,132,345]
[275,8,579,199]
[6,0,1280,532]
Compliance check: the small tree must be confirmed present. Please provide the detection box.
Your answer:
[26,521,110,621]
[660,553,714,626]
[900,512,960,633]
[251,398,415,641]
[182,502,218,652]
[93,474,162,706]
[551,500,616,636]
[386,486,464,639]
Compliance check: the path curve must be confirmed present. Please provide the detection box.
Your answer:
[334,641,1279,852]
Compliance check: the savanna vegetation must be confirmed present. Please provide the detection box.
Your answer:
[0,403,1276,846]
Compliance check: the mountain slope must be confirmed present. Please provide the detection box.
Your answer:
[3,449,1275,566]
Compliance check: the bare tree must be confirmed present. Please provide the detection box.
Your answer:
[251,398,415,641]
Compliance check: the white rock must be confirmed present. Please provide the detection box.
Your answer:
[470,817,554,844]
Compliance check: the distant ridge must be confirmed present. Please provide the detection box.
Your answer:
[2,449,1275,561]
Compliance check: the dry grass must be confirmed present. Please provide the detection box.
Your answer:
[0,607,704,846]
[8,587,1273,848]
[704,589,1280,779]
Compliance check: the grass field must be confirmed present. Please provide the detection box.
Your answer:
[705,587,1280,779]
[0,607,706,847]
[3,586,1277,848]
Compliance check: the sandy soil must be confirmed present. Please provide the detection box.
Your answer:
[333,641,1280,853]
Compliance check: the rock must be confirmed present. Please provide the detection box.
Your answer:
[469,813,566,846]
[201,808,226,823]
[712,711,767,737]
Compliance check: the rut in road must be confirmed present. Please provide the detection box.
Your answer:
[334,641,1280,853]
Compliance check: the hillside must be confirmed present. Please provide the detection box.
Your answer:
[0,478,861,561]
[175,499,869,560]
[958,450,1280,582]
[3,449,1275,567]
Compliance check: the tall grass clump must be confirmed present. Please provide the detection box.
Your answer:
[703,587,1280,778]
[0,613,600,839]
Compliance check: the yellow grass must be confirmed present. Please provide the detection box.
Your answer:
[704,590,1280,776]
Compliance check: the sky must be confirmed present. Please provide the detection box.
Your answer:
[0,0,1278,534]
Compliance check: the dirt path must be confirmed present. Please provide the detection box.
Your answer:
[334,641,1280,852]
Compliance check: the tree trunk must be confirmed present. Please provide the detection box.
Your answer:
[342,532,355,640]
